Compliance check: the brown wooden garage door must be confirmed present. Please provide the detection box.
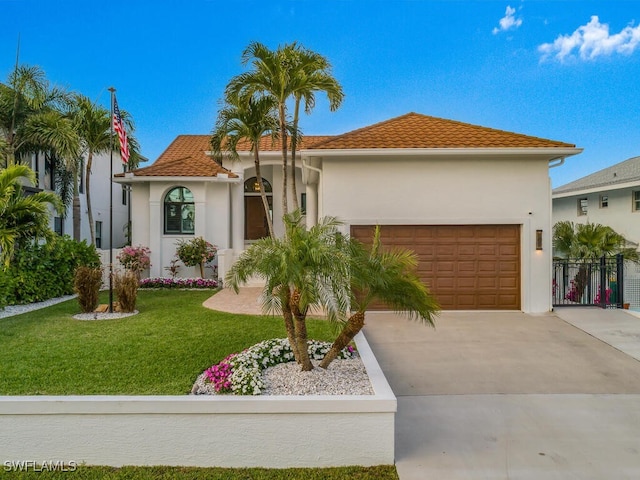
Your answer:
[351,225,521,310]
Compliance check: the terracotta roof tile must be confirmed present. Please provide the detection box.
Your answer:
[128,134,334,178]
[310,112,575,150]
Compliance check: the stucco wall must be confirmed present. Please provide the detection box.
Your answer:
[320,154,553,313]
[0,333,395,468]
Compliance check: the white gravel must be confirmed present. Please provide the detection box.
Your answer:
[0,295,76,319]
[192,357,373,396]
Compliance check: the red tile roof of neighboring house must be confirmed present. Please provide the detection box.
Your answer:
[310,112,576,150]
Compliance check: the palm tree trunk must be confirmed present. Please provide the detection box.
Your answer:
[279,103,288,216]
[85,150,95,245]
[290,98,300,212]
[291,288,313,371]
[280,286,300,363]
[319,311,365,369]
[253,148,274,238]
[72,184,81,241]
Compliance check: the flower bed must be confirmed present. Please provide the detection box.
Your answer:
[139,277,218,289]
[203,338,355,395]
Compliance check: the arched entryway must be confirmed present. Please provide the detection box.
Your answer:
[244,177,273,240]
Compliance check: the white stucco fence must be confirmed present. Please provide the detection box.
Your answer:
[0,332,396,468]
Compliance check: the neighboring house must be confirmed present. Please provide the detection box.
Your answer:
[25,150,131,249]
[552,156,640,249]
[115,112,581,313]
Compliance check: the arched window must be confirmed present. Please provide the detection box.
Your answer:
[244,177,272,193]
[164,186,195,234]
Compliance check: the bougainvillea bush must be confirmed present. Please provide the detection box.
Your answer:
[139,277,218,289]
[117,245,151,273]
[204,338,356,395]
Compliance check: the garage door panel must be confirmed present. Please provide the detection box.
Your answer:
[351,224,521,310]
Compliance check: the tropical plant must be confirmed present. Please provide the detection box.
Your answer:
[211,95,279,238]
[0,164,62,266]
[319,226,439,369]
[553,221,639,261]
[553,221,639,303]
[114,269,139,312]
[226,210,351,371]
[226,42,343,215]
[285,44,344,211]
[176,237,218,278]
[0,64,75,168]
[74,266,103,313]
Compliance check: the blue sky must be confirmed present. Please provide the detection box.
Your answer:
[1,0,639,187]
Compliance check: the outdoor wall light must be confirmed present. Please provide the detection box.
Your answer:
[536,230,543,250]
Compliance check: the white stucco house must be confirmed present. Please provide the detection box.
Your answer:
[553,155,640,248]
[115,112,581,313]
[25,150,131,249]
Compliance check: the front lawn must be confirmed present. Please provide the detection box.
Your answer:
[0,290,339,395]
[0,465,399,479]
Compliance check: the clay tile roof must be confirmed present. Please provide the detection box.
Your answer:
[310,112,576,150]
[126,134,335,178]
[126,135,236,177]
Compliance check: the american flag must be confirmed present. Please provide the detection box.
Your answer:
[112,96,130,164]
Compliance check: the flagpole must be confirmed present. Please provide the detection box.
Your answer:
[108,87,115,313]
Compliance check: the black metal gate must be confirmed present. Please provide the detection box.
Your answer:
[552,254,625,308]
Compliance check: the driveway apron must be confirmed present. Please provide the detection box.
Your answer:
[363,309,640,480]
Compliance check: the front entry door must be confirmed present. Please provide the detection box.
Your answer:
[245,196,269,240]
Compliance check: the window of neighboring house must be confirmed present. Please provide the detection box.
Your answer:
[44,153,56,190]
[600,195,608,208]
[301,193,307,215]
[33,153,40,187]
[54,217,63,236]
[95,221,102,248]
[164,186,195,234]
[633,191,640,212]
[578,198,588,216]
[122,185,127,205]
[79,159,85,194]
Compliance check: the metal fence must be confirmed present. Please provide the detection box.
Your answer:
[552,254,625,308]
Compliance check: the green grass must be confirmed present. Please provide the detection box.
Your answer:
[0,465,398,479]
[0,290,340,395]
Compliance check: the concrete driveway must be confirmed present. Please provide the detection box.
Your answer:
[363,309,640,480]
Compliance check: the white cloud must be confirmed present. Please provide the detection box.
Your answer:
[539,16,640,62]
[493,6,523,35]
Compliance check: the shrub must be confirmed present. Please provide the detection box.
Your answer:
[114,270,139,312]
[117,245,151,274]
[74,266,103,313]
[0,236,100,307]
[139,277,218,289]
[175,237,217,278]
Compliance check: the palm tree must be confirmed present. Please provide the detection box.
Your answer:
[0,65,73,168]
[71,95,111,245]
[553,221,639,303]
[286,45,344,211]
[553,221,639,261]
[0,164,62,266]
[71,94,141,246]
[225,211,351,371]
[211,95,279,238]
[226,42,343,216]
[319,226,439,369]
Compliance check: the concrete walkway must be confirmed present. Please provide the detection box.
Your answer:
[204,291,640,479]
